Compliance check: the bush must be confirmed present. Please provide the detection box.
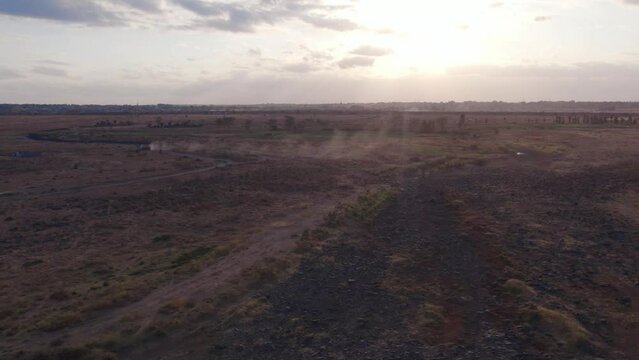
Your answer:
[521,305,595,353]
[503,279,537,298]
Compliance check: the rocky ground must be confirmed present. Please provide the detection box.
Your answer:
[142,158,639,360]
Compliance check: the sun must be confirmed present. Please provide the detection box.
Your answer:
[347,0,502,75]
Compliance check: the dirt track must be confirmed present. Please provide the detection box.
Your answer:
[5,134,255,198]
[8,191,359,353]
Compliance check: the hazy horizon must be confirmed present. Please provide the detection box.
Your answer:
[1,0,639,104]
[5,100,639,107]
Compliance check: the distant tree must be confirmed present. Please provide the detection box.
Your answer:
[244,119,253,131]
[436,117,448,132]
[284,115,296,131]
[216,117,235,127]
[267,118,279,131]
[458,114,466,128]
[419,120,433,133]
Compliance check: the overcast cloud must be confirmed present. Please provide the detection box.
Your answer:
[0,0,359,32]
[0,0,638,103]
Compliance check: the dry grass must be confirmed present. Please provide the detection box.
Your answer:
[241,257,294,290]
[521,305,595,353]
[158,298,194,315]
[324,186,397,227]
[415,303,445,329]
[35,311,82,332]
[503,279,537,298]
[28,347,118,360]
[230,297,272,323]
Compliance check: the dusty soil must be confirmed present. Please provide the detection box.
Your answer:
[1,111,638,359]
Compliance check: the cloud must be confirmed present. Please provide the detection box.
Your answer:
[117,0,164,12]
[448,62,639,79]
[193,7,268,32]
[0,0,358,33]
[0,0,122,25]
[375,27,394,34]
[303,50,333,62]
[282,62,318,73]
[38,59,70,66]
[248,48,262,57]
[174,0,230,17]
[298,14,357,31]
[337,56,375,69]
[0,67,23,80]
[349,45,392,57]
[622,0,639,4]
[33,66,69,77]
[175,0,358,32]
[534,16,551,22]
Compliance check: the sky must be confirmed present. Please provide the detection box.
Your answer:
[0,0,638,104]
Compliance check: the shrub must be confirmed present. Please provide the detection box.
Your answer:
[503,279,537,298]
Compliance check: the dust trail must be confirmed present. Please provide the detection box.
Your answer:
[149,115,425,161]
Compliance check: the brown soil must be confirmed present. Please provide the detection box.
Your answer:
[1,112,638,359]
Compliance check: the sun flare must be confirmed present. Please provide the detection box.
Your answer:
[342,1,508,76]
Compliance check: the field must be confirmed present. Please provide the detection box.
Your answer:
[1,111,638,359]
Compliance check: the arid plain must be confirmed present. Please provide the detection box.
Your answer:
[1,111,638,359]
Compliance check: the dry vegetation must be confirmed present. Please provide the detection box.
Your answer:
[1,110,639,359]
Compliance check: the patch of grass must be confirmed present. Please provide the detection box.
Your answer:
[211,289,242,308]
[325,186,397,227]
[230,297,272,322]
[503,279,537,298]
[438,156,466,170]
[214,243,234,258]
[144,318,183,338]
[151,234,172,243]
[171,246,212,267]
[85,331,138,354]
[23,259,44,267]
[497,144,516,154]
[522,142,568,155]
[81,281,140,312]
[521,305,595,353]
[404,155,488,175]
[241,257,293,289]
[158,298,194,315]
[0,308,14,321]
[415,303,445,329]
[295,227,332,254]
[471,158,488,167]
[35,311,82,332]
[28,346,118,360]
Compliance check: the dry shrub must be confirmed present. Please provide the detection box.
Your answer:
[521,305,596,353]
[503,279,537,298]
[415,303,445,330]
[35,311,82,332]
